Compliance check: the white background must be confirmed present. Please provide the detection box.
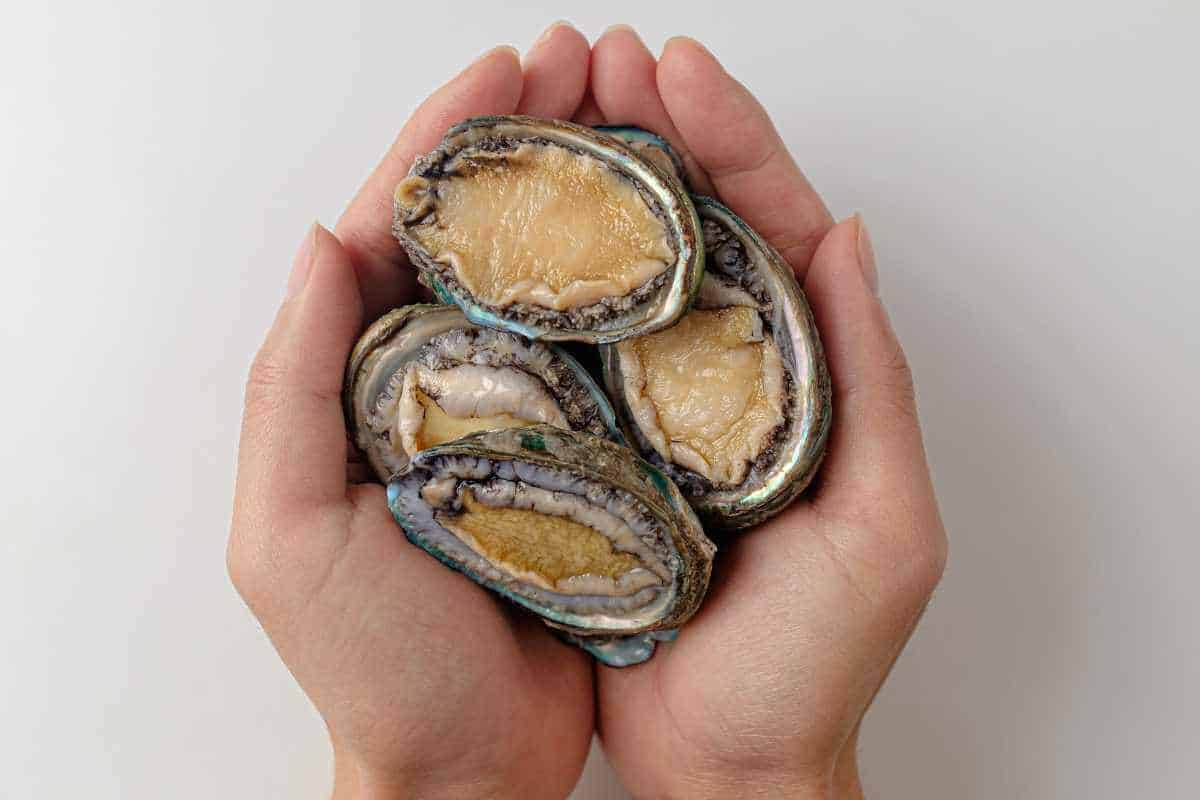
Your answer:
[2,1,1197,797]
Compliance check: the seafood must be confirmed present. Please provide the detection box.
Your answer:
[392,116,703,343]
[595,125,686,185]
[386,425,715,666]
[602,198,831,529]
[344,305,620,481]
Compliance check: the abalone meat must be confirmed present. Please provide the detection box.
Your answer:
[601,197,831,529]
[387,425,716,666]
[393,116,704,343]
[345,304,620,482]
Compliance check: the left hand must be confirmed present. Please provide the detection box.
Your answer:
[579,29,947,800]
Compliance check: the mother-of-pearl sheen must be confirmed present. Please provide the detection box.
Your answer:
[391,363,569,457]
[403,144,675,311]
[617,305,786,486]
[431,485,667,596]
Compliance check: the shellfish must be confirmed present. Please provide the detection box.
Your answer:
[601,198,832,529]
[594,125,686,186]
[386,425,716,666]
[392,116,704,343]
[344,304,620,482]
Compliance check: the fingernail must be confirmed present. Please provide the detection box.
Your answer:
[286,222,321,300]
[854,213,879,296]
[603,24,640,39]
[662,35,705,59]
[479,44,520,63]
[534,20,576,47]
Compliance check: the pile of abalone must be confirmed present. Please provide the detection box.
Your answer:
[344,115,831,666]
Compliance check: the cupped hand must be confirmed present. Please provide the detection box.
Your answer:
[584,30,948,799]
[228,31,600,800]
[228,22,947,800]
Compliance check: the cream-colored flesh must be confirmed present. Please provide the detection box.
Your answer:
[436,489,665,595]
[411,391,534,450]
[390,363,569,458]
[617,305,785,486]
[695,276,759,310]
[398,144,674,310]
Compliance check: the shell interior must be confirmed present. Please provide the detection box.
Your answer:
[594,125,687,186]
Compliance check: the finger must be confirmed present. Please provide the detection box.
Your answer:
[657,37,833,280]
[516,21,590,118]
[335,47,523,319]
[236,224,363,527]
[572,87,606,126]
[588,26,715,194]
[801,216,941,551]
[346,463,376,484]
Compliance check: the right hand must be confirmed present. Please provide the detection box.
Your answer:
[227,31,604,800]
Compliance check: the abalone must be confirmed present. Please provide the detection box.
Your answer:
[344,304,620,482]
[387,425,716,666]
[393,116,704,343]
[595,125,686,186]
[601,198,832,529]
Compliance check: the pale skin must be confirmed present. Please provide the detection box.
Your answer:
[229,23,947,800]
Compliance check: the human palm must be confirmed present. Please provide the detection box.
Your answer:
[229,23,945,800]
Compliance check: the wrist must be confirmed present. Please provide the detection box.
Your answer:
[640,747,860,800]
[648,771,834,800]
[331,747,523,800]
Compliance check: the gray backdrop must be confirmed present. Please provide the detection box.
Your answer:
[3,1,1196,797]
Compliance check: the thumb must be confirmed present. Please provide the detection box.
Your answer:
[802,217,939,537]
[235,223,364,533]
